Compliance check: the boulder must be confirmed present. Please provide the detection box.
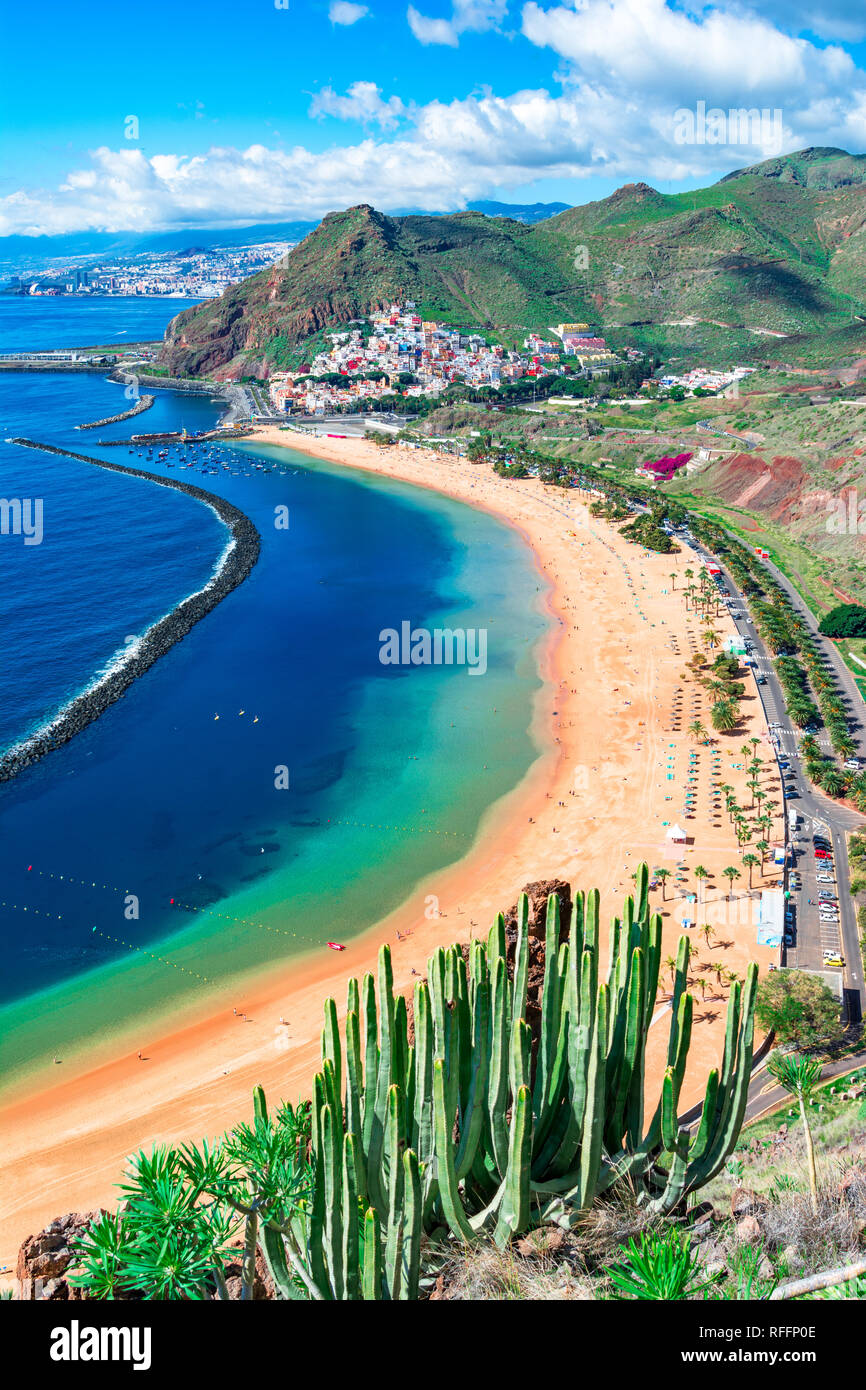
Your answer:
[514,1227,568,1258]
[838,1165,866,1208]
[16,1211,107,1300]
[736,1215,762,1244]
[503,879,573,943]
[730,1186,767,1219]
[219,1246,275,1300]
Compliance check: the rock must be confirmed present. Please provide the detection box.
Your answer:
[736,1215,762,1244]
[16,1211,107,1300]
[503,880,573,944]
[730,1186,766,1219]
[515,1226,568,1257]
[758,1257,775,1280]
[705,1259,727,1278]
[838,1165,866,1207]
[219,1246,275,1300]
[782,1244,803,1271]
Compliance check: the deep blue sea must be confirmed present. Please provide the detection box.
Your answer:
[0,298,549,1092]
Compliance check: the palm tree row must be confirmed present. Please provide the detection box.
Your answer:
[687,516,859,804]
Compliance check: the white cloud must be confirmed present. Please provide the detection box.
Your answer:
[407,5,459,45]
[408,0,507,46]
[328,1,370,24]
[521,0,854,100]
[309,81,407,129]
[5,1,866,235]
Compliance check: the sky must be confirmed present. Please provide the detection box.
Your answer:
[2,0,866,235]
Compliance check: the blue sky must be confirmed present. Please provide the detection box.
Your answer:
[2,0,866,234]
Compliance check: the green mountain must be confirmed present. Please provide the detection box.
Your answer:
[160,148,866,379]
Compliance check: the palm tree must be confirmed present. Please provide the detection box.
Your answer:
[742,852,760,889]
[711,699,738,733]
[702,628,720,654]
[755,838,770,868]
[740,743,752,762]
[699,922,715,950]
[722,866,741,899]
[821,766,849,799]
[688,720,706,742]
[663,954,678,987]
[767,1051,822,1214]
[655,867,671,900]
[694,864,709,901]
[669,571,677,590]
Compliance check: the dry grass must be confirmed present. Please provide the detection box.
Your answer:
[428,1243,594,1301]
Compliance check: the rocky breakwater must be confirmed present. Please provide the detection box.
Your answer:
[76,394,155,430]
[2,440,261,783]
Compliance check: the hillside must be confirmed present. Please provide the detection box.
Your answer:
[160,149,866,379]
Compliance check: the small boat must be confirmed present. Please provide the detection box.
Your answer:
[327,941,346,952]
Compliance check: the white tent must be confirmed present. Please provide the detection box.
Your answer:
[666,823,687,843]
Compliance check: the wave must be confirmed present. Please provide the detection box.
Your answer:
[1,440,260,783]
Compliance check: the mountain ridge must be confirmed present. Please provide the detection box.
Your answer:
[159,149,866,379]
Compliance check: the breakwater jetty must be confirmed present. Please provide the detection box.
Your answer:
[2,439,261,783]
[76,394,155,430]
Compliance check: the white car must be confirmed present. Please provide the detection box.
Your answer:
[816,873,836,884]
[845,759,862,771]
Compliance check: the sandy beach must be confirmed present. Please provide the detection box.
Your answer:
[0,430,780,1274]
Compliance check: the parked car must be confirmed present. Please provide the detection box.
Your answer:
[816,874,836,885]
[815,849,833,860]
[784,931,794,946]
[823,953,845,966]
[845,759,861,771]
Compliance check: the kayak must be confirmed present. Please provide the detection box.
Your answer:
[327,941,346,952]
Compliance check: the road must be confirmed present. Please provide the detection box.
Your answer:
[684,533,865,1023]
[743,1049,866,1125]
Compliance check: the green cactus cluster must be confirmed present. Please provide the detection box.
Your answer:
[260,864,757,1299]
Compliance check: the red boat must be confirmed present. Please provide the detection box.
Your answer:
[327,941,346,952]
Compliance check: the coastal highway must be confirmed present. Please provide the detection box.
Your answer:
[686,534,865,1024]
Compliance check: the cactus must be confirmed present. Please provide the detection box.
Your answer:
[256,864,758,1295]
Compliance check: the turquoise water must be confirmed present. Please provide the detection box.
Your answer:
[0,301,550,1092]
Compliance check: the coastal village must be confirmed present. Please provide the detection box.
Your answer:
[267,305,624,414]
[266,302,755,416]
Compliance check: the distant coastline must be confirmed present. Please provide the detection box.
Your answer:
[2,439,261,783]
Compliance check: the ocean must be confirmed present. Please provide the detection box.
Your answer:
[0,297,550,1093]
